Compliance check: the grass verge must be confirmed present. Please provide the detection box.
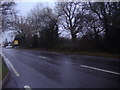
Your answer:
[0,57,8,81]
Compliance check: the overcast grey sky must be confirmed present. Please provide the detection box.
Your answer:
[16,2,37,16]
[16,2,55,16]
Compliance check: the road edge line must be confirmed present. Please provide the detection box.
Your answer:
[1,53,20,77]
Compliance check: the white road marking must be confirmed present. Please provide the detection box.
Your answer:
[39,56,47,59]
[24,85,31,90]
[65,61,69,64]
[81,65,120,75]
[2,54,20,77]
[4,58,20,77]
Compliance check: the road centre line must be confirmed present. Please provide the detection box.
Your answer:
[81,65,120,76]
[24,85,31,90]
[38,56,47,59]
[65,61,70,64]
[2,54,20,77]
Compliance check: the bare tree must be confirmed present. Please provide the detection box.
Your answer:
[14,16,32,47]
[87,2,120,52]
[56,2,87,41]
[1,1,16,31]
[27,3,45,36]
[26,4,59,48]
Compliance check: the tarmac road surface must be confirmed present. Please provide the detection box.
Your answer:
[2,48,120,88]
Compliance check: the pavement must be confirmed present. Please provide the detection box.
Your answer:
[1,48,120,88]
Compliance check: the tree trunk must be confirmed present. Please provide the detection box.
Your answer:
[71,33,77,41]
[93,23,100,49]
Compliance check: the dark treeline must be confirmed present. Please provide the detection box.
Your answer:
[2,2,120,54]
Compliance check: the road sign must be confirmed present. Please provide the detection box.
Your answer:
[14,40,18,45]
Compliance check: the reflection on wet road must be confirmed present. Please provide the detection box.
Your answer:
[2,49,120,88]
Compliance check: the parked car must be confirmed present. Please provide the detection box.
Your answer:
[5,45,12,49]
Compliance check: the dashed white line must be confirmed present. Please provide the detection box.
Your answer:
[2,54,20,77]
[81,65,120,75]
[65,61,69,64]
[24,85,31,90]
[38,56,47,59]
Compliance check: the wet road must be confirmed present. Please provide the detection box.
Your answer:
[2,48,120,88]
